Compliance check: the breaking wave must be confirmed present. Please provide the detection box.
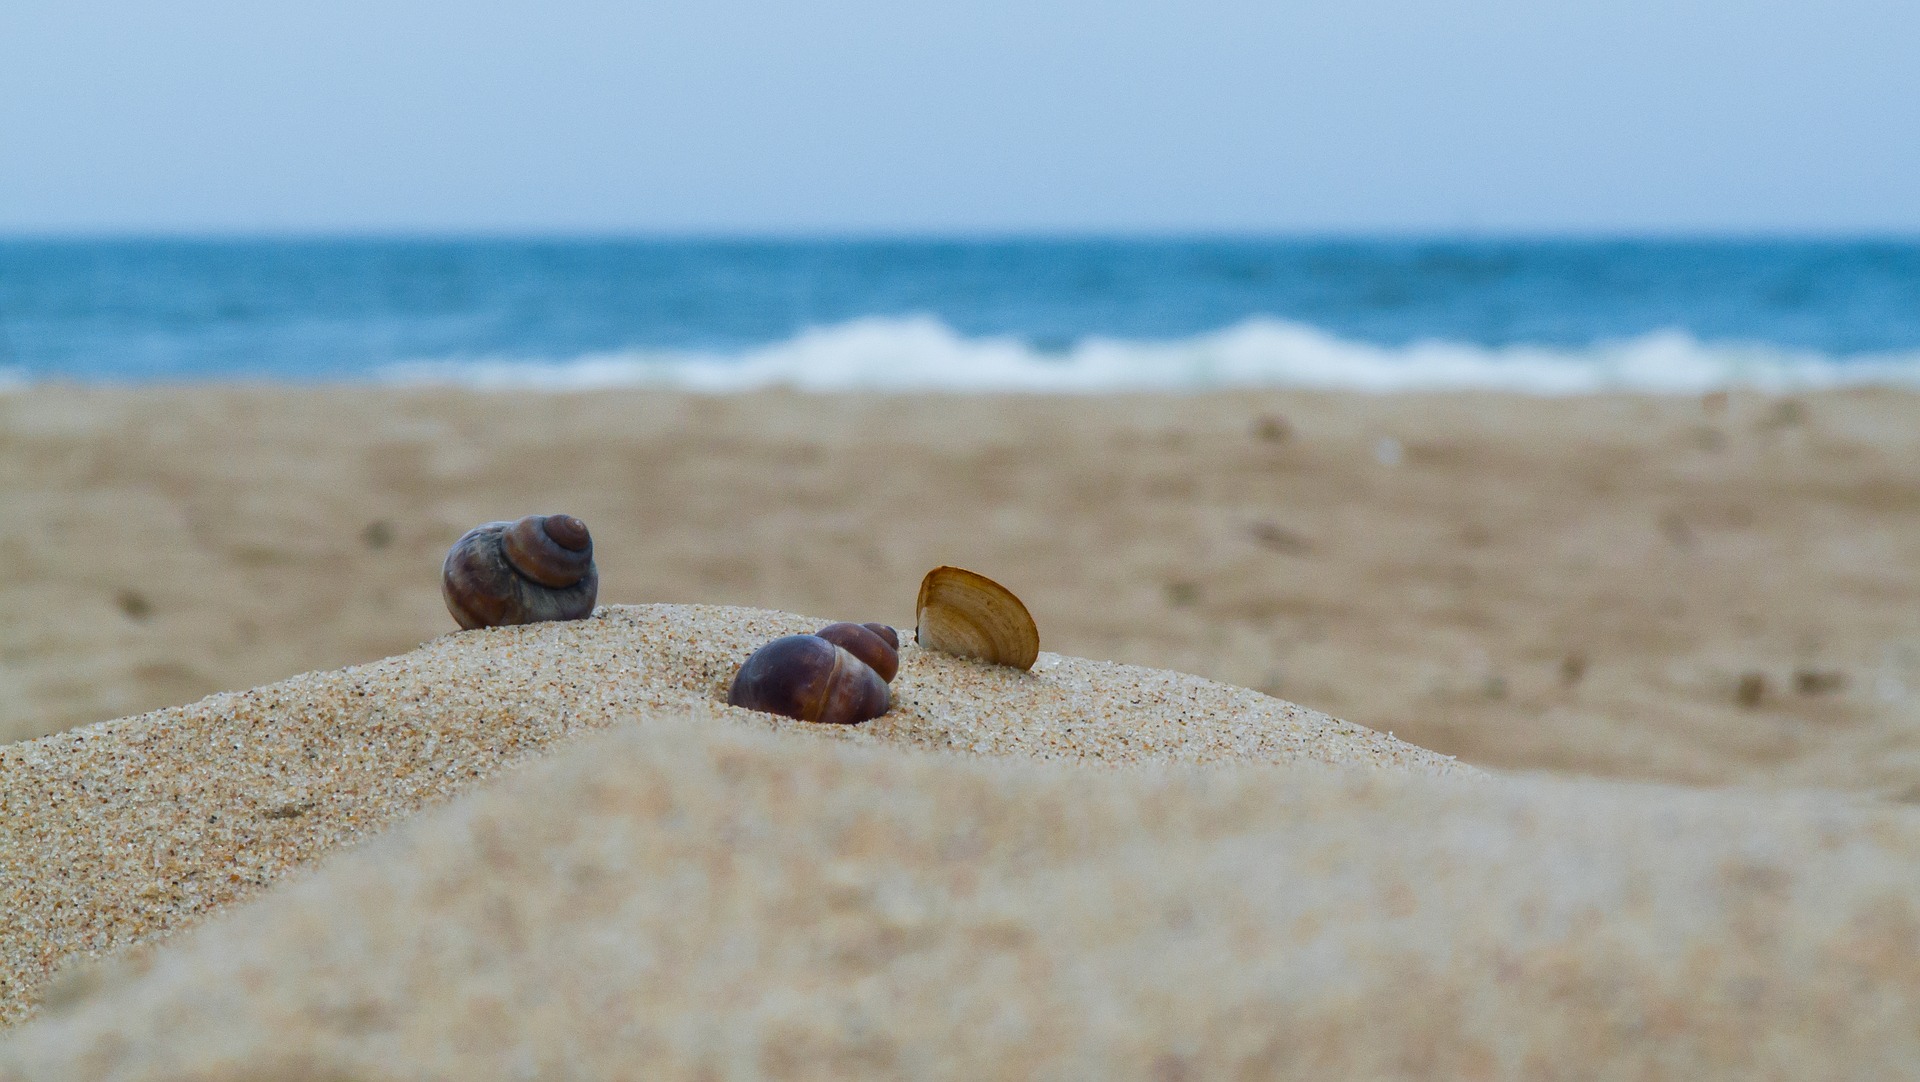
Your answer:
[372,316,1920,394]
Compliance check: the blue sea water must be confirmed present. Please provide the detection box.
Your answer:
[2,238,1919,392]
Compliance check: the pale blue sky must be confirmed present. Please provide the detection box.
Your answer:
[4,0,1917,234]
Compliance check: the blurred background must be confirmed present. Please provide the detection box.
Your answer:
[2,0,1919,796]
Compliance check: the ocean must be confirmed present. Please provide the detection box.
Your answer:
[2,238,1918,392]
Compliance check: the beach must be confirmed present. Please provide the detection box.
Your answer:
[4,385,1919,791]
[5,385,1920,1075]
[9,0,1919,1061]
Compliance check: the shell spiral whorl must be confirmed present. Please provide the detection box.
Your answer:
[813,621,901,683]
[502,513,594,588]
[442,514,600,630]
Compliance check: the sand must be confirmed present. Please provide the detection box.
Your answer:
[0,604,1469,1030]
[6,677,1920,1078]
[3,386,1920,1075]
[4,386,1919,795]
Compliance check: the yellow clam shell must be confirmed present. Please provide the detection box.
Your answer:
[914,566,1040,670]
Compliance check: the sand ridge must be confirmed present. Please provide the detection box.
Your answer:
[0,604,1469,1026]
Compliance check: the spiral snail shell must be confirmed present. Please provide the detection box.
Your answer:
[728,624,897,725]
[442,514,599,630]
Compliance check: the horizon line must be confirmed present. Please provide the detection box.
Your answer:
[5,227,1920,245]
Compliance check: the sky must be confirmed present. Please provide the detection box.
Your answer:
[3,0,1918,235]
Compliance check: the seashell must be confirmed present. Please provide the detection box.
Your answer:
[914,566,1039,670]
[813,621,900,683]
[728,634,889,725]
[442,514,599,630]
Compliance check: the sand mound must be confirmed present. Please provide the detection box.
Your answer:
[6,717,1920,1080]
[0,604,1465,1027]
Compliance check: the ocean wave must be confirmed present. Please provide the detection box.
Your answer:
[384,316,1920,394]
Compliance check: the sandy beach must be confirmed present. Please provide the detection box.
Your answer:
[4,386,1919,790]
[9,0,1916,1064]
[4,385,1920,1075]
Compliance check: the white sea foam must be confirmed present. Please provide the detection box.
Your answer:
[372,316,1920,394]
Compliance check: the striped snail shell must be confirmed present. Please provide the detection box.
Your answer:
[728,632,891,725]
[442,514,599,630]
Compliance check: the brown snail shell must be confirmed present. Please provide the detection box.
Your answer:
[914,565,1039,670]
[813,622,900,683]
[442,514,599,630]
[728,634,890,725]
